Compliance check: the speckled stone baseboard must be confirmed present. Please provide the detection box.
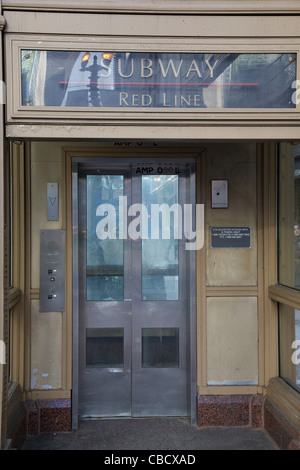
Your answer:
[25,400,39,435]
[25,399,71,435]
[37,399,72,433]
[288,439,300,449]
[6,402,27,449]
[197,394,265,428]
[250,395,265,429]
[21,394,299,449]
[264,397,300,450]
[197,394,300,449]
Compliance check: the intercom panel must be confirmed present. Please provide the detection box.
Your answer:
[40,230,66,312]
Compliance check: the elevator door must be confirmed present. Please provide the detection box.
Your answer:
[76,158,195,419]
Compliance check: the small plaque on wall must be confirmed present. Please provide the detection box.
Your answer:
[211,226,251,248]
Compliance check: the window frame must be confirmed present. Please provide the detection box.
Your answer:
[269,142,300,395]
[6,36,300,124]
[7,143,26,393]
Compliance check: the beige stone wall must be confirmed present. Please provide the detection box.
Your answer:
[29,141,99,391]
[206,143,257,287]
[204,142,258,385]
[29,140,259,390]
[30,142,64,390]
[207,297,258,384]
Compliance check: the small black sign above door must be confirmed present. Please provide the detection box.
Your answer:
[211,226,251,248]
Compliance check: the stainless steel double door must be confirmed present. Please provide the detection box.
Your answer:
[76,158,195,419]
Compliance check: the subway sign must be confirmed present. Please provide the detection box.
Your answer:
[21,51,296,108]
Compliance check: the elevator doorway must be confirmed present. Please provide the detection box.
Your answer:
[72,155,197,423]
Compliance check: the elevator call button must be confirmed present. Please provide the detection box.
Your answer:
[40,230,65,312]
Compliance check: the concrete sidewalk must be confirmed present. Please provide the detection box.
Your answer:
[21,417,278,450]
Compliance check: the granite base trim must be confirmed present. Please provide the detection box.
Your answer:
[25,400,39,436]
[264,397,300,450]
[197,393,300,450]
[7,393,299,449]
[6,402,27,450]
[197,394,264,428]
[288,439,300,450]
[250,395,265,429]
[25,399,71,435]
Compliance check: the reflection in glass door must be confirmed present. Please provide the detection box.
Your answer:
[141,174,179,301]
[86,174,124,301]
[72,158,196,424]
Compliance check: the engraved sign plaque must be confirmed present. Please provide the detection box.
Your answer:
[211,226,251,248]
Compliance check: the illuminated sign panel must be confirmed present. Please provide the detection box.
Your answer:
[21,51,296,108]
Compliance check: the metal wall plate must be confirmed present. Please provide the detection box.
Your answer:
[40,229,65,312]
[47,182,59,221]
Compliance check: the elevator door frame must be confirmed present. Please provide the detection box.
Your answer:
[71,153,197,428]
